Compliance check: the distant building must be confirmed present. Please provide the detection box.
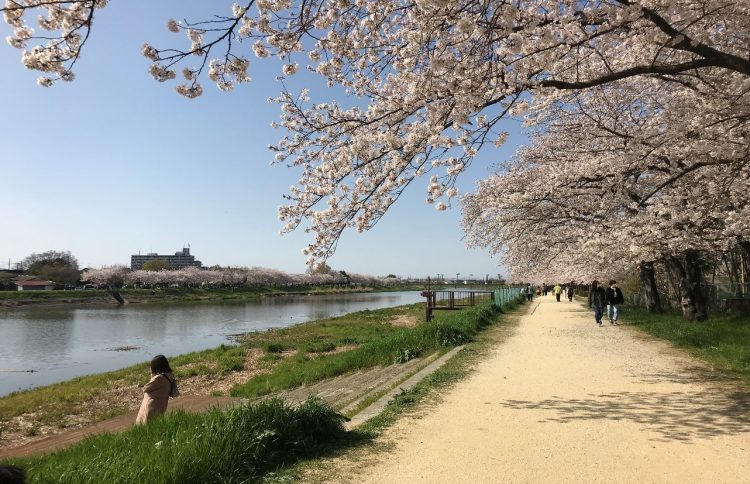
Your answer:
[130,248,203,271]
[15,279,56,291]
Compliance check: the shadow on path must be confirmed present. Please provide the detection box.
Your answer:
[499,388,750,443]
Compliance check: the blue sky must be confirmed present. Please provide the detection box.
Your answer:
[0,1,527,279]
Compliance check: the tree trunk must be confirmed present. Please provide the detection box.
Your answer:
[638,261,662,313]
[667,252,708,321]
[739,241,750,297]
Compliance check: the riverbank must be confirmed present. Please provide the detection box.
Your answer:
[0,298,518,452]
[0,284,425,308]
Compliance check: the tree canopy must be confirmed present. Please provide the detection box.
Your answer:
[21,250,80,285]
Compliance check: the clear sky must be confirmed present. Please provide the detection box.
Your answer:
[0,1,527,279]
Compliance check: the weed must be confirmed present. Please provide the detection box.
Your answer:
[303,342,337,354]
[391,388,417,406]
[265,343,287,353]
[25,424,39,437]
[394,348,421,364]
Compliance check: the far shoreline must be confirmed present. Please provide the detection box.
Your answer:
[0,284,426,310]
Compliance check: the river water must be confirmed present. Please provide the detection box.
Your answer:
[0,291,422,397]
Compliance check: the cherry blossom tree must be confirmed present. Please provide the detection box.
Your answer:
[462,70,749,320]
[81,265,129,288]
[4,1,748,269]
[82,265,396,289]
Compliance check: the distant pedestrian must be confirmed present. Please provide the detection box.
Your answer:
[553,284,562,302]
[136,354,179,424]
[542,283,548,296]
[525,283,533,301]
[606,280,625,325]
[567,284,574,302]
[588,280,607,326]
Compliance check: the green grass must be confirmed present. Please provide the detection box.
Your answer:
[622,307,750,383]
[231,299,521,399]
[5,398,346,484]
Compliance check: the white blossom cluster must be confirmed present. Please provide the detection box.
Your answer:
[3,0,107,85]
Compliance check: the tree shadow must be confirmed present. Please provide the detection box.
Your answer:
[499,387,750,442]
[635,367,728,385]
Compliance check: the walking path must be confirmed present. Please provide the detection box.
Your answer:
[351,297,750,483]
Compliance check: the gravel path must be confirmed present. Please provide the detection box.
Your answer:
[354,297,750,483]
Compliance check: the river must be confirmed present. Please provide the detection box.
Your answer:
[0,291,422,397]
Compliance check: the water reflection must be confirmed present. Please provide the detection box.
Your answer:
[0,291,421,396]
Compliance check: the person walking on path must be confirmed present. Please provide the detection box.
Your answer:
[135,355,179,424]
[525,283,533,302]
[588,280,607,326]
[606,280,625,325]
[553,284,563,302]
[566,284,574,302]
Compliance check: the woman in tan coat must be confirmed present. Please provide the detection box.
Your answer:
[135,354,178,424]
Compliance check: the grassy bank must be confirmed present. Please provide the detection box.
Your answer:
[0,302,426,436]
[0,284,424,308]
[5,398,346,484]
[232,301,516,398]
[622,308,750,383]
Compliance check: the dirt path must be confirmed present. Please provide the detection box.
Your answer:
[349,297,750,483]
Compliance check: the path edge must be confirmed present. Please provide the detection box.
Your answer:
[344,345,465,430]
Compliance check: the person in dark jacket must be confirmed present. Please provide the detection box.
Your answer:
[588,280,607,326]
[605,279,625,325]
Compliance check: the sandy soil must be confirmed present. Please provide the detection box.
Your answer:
[341,297,750,483]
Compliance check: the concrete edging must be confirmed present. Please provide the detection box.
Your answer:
[345,345,465,429]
